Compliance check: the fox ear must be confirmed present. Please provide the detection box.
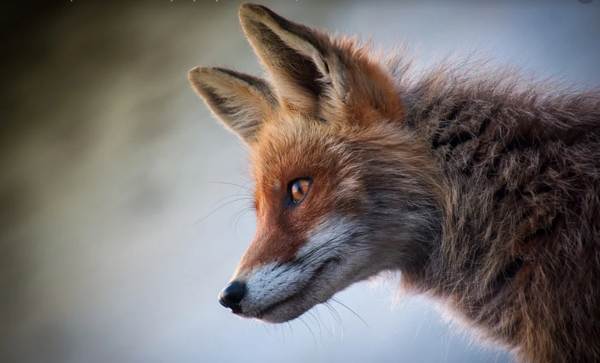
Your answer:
[239,3,344,114]
[238,4,404,123]
[188,66,276,144]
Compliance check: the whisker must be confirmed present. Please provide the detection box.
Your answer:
[299,316,317,347]
[331,297,369,328]
[210,193,252,208]
[324,302,343,328]
[307,310,323,345]
[293,228,358,266]
[314,305,335,338]
[324,302,345,342]
[295,230,371,271]
[198,180,253,192]
[232,206,255,239]
[193,198,253,225]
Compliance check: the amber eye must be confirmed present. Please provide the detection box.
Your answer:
[290,178,312,204]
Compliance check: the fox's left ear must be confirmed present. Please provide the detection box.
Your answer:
[239,3,404,122]
[188,66,276,144]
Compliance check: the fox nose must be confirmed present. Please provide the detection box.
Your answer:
[218,281,246,312]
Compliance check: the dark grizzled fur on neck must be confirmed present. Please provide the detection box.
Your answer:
[398,60,600,363]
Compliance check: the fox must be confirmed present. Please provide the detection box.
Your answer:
[188,3,600,363]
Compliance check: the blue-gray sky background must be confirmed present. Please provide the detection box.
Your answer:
[1,1,599,362]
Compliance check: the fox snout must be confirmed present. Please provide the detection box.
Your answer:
[216,217,359,323]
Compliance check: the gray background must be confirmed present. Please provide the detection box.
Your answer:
[1,1,599,362]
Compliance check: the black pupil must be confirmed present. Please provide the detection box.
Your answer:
[294,182,304,197]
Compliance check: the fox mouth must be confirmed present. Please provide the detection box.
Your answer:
[249,257,341,322]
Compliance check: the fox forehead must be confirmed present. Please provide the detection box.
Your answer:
[250,114,347,186]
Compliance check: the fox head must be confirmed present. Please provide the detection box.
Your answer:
[189,3,441,323]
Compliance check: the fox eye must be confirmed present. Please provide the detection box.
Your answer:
[290,178,312,204]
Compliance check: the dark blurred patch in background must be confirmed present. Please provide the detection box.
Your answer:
[1,1,599,363]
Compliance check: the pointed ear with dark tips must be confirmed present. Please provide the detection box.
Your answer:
[239,3,344,113]
[188,66,276,144]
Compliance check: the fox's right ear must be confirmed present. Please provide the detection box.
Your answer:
[239,3,335,115]
[188,66,276,144]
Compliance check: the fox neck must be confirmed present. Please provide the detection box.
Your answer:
[400,68,600,351]
[363,172,444,281]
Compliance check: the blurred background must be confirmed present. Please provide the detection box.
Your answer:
[1,1,599,362]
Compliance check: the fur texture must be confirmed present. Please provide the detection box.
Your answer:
[189,4,600,362]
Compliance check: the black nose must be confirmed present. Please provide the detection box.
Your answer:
[218,281,246,312]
